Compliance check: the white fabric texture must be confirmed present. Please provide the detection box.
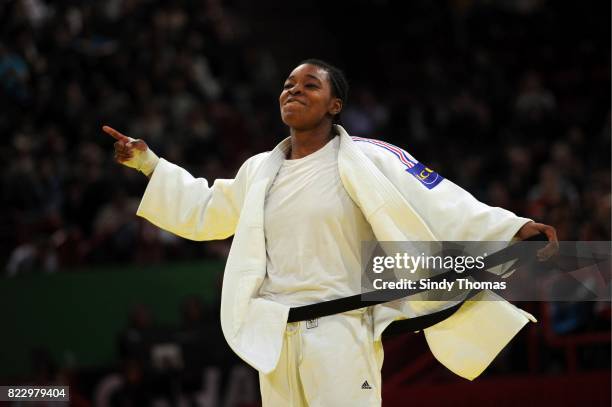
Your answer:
[260,136,375,307]
[136,125,535,379]
[259,310,383,407]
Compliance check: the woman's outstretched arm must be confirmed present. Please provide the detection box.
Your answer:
[103,125,251,241]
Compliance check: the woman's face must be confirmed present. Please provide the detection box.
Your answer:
[279,63,342,130]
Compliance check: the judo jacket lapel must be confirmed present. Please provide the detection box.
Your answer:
[219,137,292,374]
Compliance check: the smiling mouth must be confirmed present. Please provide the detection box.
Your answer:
[285,99,305,105]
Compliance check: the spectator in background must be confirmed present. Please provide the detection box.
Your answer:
[6,234,58,276]
[515,71,556,122]
[117,303,155,363]
[0,42,30,102]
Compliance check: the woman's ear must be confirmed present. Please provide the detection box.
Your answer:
[330,98,343,115]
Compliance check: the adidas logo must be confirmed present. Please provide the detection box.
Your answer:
[361,380,372,389]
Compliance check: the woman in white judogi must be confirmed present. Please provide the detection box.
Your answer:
[104,59,557,406]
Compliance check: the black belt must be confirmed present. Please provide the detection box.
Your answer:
[287,234,548,335]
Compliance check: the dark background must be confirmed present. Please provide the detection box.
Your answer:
[0,0,610,406]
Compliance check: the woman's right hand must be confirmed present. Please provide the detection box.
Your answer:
[102,125,159,176]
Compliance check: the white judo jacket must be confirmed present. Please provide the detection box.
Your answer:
[136,125,537,380]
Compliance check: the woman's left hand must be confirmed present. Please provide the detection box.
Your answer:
[515,221,559,260]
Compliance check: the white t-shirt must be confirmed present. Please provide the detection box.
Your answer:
[259,136,375,307]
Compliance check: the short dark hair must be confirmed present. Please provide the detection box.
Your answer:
[299,58,349,126]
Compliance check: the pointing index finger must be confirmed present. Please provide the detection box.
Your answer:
[102,125,129,142]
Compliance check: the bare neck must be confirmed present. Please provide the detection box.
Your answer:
[288,123,335,159]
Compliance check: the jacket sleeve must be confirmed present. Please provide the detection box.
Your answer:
[356,140,531,242]
[136,155,261,241]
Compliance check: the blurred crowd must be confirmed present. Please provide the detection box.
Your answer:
[1,0,609,277]
[20,296,260,406]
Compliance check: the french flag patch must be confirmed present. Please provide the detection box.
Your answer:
[352,137,444,189]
